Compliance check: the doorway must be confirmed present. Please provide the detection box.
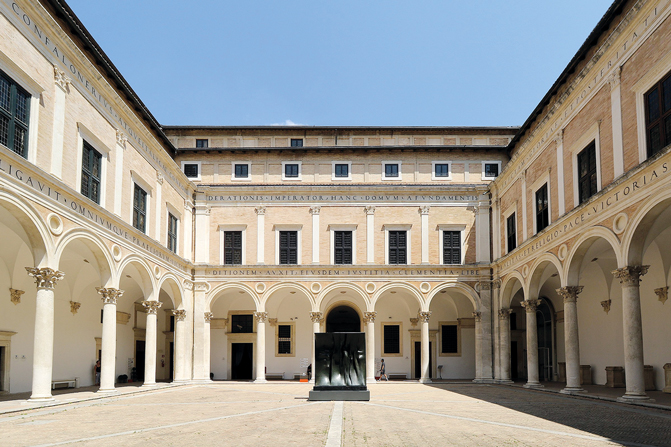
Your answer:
[414,341,432,379]
[536,298,555,381]
[326,305,360,332]
[231,343,253,380]
[135,340,145,382]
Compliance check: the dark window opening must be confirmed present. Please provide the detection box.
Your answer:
[506,213,516,253]
[0,70,30,158]
[234,163,249,178]
[278,324,292,354]
[484,163,499,178]
[535,183,549,233]
[435,163,450,177]
[334,163,349,178]
[645,72,671,157]
[388,230,407,264]
[132,184,147,233]
[441,324,458,354]
[334,230,353,264]
[81,141,101,204]
[383,325,400,354]
[443,231,461,265]
[232,314,253,333]
[384,163,399,178]
[167,213,178,253]
[577,141,597,204]
[183,163,199,178]
[224,231,243,265]
[195,139,208,148]
[279,231,298,264]
[290,138,303,147]
[284,163,299,178]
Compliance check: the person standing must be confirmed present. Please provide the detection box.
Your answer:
[94,360,101,385]
[377,358,389,381]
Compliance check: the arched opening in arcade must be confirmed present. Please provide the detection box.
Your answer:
[326,305,361,332]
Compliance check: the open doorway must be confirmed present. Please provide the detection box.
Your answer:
[231,343,253,380]
[326,305,360,332]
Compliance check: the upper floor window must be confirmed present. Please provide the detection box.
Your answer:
[535,183,549,233]
[433,162,451,179]
[224,231,243,265]
[279,230,298,264]
[482,162,500,179]
[577,141,597,204]
[282,161,301,180]
[181,161,201,180]
[195,139,208,148]
[506,213,516,253]
[234,163,249,179]
[167,213,178,253]
[388,230,407,264]
[334,163,349,178]
[290,138,303,147]
[334,230,353,264]
[132,184,147,233]
[645,72,671,157]
[231,314,253,333]
[442,230,461,265]
[383,161,401,180]
[81,141,102,204]
[0,71,30,158]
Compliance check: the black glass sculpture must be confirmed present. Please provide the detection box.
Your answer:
[313,332,367,390]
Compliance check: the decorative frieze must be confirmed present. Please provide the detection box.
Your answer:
[69,301,81,315]
[204,312,214,323]
[556,286,583,303]
[601,299,612,314]
[418,311,431,323]
[142,300,163,315]
[520,299,541,313]
[26,267,65,289]
[254,311,268,323]
[654,286,668,305]
[9,288,24,305]
[612,265,649,287]
[172,309,187,321]
[309,312,323,323]
[498,308,513,320]
[363,312,376,323]
[96,287,124,305]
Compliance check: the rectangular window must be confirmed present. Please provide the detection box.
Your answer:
[224,231,243,265]
[167,213,178,253]
[388,230,407,264]
[0,70,30,157]
[384,163,399,178]
[334,163,349,178]
[334,231,353,265]
[195,139,208,148]
[132,184,147,233]
[484,163,499,178]
[535,183,549,233]
[278,324,292,355]
[234,163,249,178]
[284,163,299,178]
[645,72,671,157]
[443,231,461,265]
[506,213,516,253]
[81,141,102,204]
[577,141,597,204]
[441,324,458,354]
[383,324,400,354]
[435,163,450,177]
[290,138,303,147]
[231,314,253,333]
[279,231,298,265]
[183,163,199,179]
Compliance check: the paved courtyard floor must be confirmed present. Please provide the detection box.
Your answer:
[1,382,670,446]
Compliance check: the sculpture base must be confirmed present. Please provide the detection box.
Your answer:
[309,389,370,401]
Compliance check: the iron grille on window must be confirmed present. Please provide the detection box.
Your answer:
[132,184,147,233]
[383,325,400,354]
[224,231,242,265]
[645,72,671,157]
[435,163,449,177]
[279,231,298,264]
[232,314,253,333]
[334,231,352,264]
[290,138,303,147]
[441,325,458,354]
[334,163,349,177]
[385,163,399,177]
[183,163,199,178]
[535,184,549,233]
[577,141,597,204]
[284,164,299,178]
[167,213,178,253]
[443,231,461,265]
[506,213,516,253]
[484,163,499,178]
[81,141,101,204]
[278,325,292,354]
[0,70,30,157]
[195,139,208,148]
[234,164,248,178]
[388,231,407,264]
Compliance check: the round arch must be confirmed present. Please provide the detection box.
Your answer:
[322,300,364,332]
[372,282,424,311]
[0,191,53,267]
[528,253,565,294]
[316,282,369,312]
[565,226,622,285]
[115,255,156,298]
[262,282,313,309]
[206,282,259,312]
[622,192,671,266]
[54,228,113,287]
[156,273,185,309]
[425,281,479,311]
[499,271,526,309]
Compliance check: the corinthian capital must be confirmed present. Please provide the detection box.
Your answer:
[363,311,377,323]
[472,311,482,322]
[520,299,541,313]
[26,267,65,289]
[498,308,513,320]
[364,205,375,215]
[96,287,124,305]
[172,309,187,321]
[309,206,321,215]
[254,311,268,323]
[612,266,649,287]
[418,311,432,323]
[204,312,214,323]
[142,300,163,315]
[255,206,266,216]
[53,66,70,92]
[556,286,583,303]
[309,312,323,323]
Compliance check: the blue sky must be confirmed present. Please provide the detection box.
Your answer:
[66,0,614,127]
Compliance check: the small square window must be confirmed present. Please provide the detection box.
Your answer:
[234,164,249,178]
[195,139,208,148]
[483,163,499,178]
[183,163,199,179]
[285,164,299,178]
[290,138,303,147]
[435,163,450,177]
[334,164,349,178]
[384,163,400,178]
[231,314,253,333]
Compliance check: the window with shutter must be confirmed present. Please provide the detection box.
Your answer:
[577,141,597,204]
[224,231,243,265]
[645,72,671,157]
[535,184,549,232]
[334,231,352,264]
[279,231,298,264]
[278,325,292,355]
[81,141,102,204]
[388,231,407,264]
[132,184,147,233]
[167,213,178,253]
[0,70,30,158]
[506,213,516,253]
[443,231,461,265]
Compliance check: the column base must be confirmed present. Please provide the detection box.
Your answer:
[140,382,158,388]
[172,380,189,384]
[190,378,213,384]
[97,388,118,394]
[473,378,497,384]
[254,378,268,384]
[419,378,432,384]
[560,387,586,395]
[617,393,655,403]
[497,379,514,385]
[28,395,54,402]
[523,382,544,389]
[309,379,315,384]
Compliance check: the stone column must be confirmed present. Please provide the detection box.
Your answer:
[97,287,124,393]
[472,311,483,382]
[254,312,268,383]
[256,206,266,264]
[557,286,585,394]
[172,309,187,382]
[363,312,377,382]
[204,312,213,381]
[365,206,375,264]
[310,206,320,264]
[419,311,432,383]
[498,308,513,383]
[309,312,322,384]
[192,283,209,382]
[521,299,542,388]
[475,198,491,263]
[25,267,64,400]
[420,206,430,264]
[612,266,652,401]
[141,300,162,387]
[476,280,494,382]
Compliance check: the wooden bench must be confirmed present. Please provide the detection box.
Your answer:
[51,379,76,389]
[388,373,407,380]
[265,372,284,380]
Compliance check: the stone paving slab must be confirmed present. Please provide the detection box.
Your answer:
[0,382,669,446]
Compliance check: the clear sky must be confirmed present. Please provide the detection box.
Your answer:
[65,0,615,127]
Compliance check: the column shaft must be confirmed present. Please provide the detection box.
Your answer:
[144,311,158,386]
[365,207,375,264]
[31,287,56,399]
[173,310,187,382]
[522,299,542,388]
[558,286,584,394]
[473,313,483,381]
[254,312,267,383]
[310,312,322,384]
[498,309,513,383]
[419,312,431,383]
[256,207,266,264]
[100,300,118,392]
[420,207,429,264]
[364,312,376,382]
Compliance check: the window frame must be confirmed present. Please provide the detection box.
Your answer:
[439,321,461,356]
[331,161,352,181]
[219,224,247,265]
[281,161,302,181]
[0,68,31,158]
[130,171,153,235]
[438,225,465,265]
[634,54,671,164]
[132,183,148,234]
[274,224,302,265]
[503,204,517,254]
[231,161,252,181]
[384,224,412,265]
[290,138,304,147]
[275,322,295,357]
[76,124,110,207]
[530,172,552,235]
[570,123,601,207]
[195,138,209,148]
[166,203,182,254]
[80,140,103,204]
[481,161,502,180]
[382,161,402,181]
[167,212,178,253]
[329,224,357,265]
[431,161,452,180]
[382,322,403,357]
[230,313,254,334]
[576,141,598,206]
[181,161,202,181]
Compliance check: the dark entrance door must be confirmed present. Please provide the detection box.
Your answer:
[169,342,174,382]
[511,341,518,380]
[536,298,555,381]
[414,341,432,379]
[232,343,253,380]
[326,305,360,332]
[0,346,4,391]
[135,340,145,382]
